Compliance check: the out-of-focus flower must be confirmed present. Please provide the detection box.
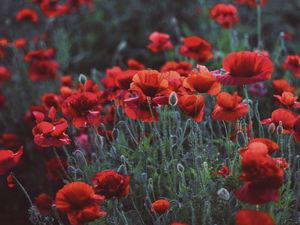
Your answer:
[16,8,39,23]
[241,138,279,155]
[272,79,295,95]
[0,146,23,175]
[40,0,69,18]
[0,66,11,84]
[41,93,61,110]
[179,36,213,62]
[92,170,130,199]
[127,59,145,70]
[160,61,193,77]
[61,75,73,88]
[274,91,300,108]
[236,209,274,225]
[178,94,205,122]
[147,32,173,53]
[212,92,248,122]
[151,199,170,214]
[7,173,15,188]
[35,193,53,215]
[171,222,189,225]
[248,82,267,96]
[0,38,9,59]
[217,51,274,85]
[0,133,21,149]
[283,32,292,41]
[210,4,239,28]
[214,164,231,177]
[46,157,67,182]
[13,38,27,49]
[235,0,268,7]
[283,55,300,77]
[56,182,106,225]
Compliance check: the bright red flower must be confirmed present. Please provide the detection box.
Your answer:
[62,91,102,127]
[212,92,248,122]
[56,182,106,225]
[61,75,73,87]
[210,4,239,28]
[0,66,11,83]
[235,143,284,204]
[40,0,69,18]
[246,138,279,155]
[178,94,205,122]
[92,170,130,199]
[274,91,300,108]
[217,51,274,85]
[0,146,23,175]
[42,93,61,110]
[183,65,221,94]
[127,59,145,70]
[16,8,39,23]
[236,210,274,225]
[46,157,67,182]
[147,32,173,53]
[115,70,137,90]
[261,108,296,133]
[160,61,193,77]
[214,164,231,177]
[35,193,53,215]
[101,66,122,89]
[152,199,170,214]
[32,107,71,147]
[179,36,213,62]
[272,79,295,95]
[283,55,300,77]
[235,0,268,7]
[13,38,27,49]
[25,48,55,61]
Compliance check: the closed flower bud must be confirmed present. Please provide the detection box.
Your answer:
[276,121,283,135]
[268,123,275,134]
[169,91,178,106]
[217,188,230,200]
[152,199,170,214]
[78,74,87,85]
[140,172,148,184]
[177,163,185,173]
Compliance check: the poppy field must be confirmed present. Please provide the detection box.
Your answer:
[1,0,300,225]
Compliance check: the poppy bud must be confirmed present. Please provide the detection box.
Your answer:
[73,149,87,167]
[217,188,230,200]
[78,74,87,85]
[152,199,170,214]
[267,123,275,134]
[276,121,283,135]
[141,172,148,184]
[112,128,119,140]
[117,164,127,175]
[169,91,178,106]
[177,163,185,173]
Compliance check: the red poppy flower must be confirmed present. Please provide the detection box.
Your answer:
[147,32,173,53]
[235,0,268,7]
[183,65,221,94]
[40,0,69,18]
[235,143,284,204]
[178,94,205,122]
[101,66,122,89]
[115,70,137,90]
[152,199,170,214]
[127,59,145,70]
[13,38,27,49]
[46,157,67,182]
[217,51,274,85]
[283,55,300,77]
[16,8,39,23]
[35,193,53,215]
[179,36,213,62]
[0,38,9,59]
[160,61,193,77]
[7,173,15,188]
[92,170,130,199]
[62,91,102,127]
[160,71,186,95]
[24,48,55,61]
[41,93,61,110]
[236,210,274,225]
[56,182,106,225]
[0,66,11,83]
[274,91,300,108]
[0,133,21,149]
[272,79,295,95]
[246,138,279,155]
[292,115,300,142]
[171,222,189,225]
[210,4,239,28]
[214,164,231,177]
[32,107,70,147]
[261,108,296,134]
[0,146,23,175]
[28,59,59,81]
[212,92,248,122]
[61,75,73,87]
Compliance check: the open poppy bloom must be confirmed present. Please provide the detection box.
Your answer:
[243,138,279,155]
[261,108,296,134]
[13,38,27,49]
[147,32,173,53]
[178,94,205,122]
[283,55,300,77]
[160,61,193,77]
[212,92,248,122]
[217,51,274,85]
[274,91,300,108]
[55,182,106,225]
[127,59,145,70]
[179,36,213,62]
[115,70,137,90]
[183,65,221,95]
[92,170,130,199]
[62,91,102,127]
[152,199,170,214]
[272,79,295,95]
[24,48,55,61]
[235,142,284,204]
[235,0,268,7]
[42,92,62,110]
[236,209,274,225]
[0,66,11,83]
[0,146,23,175]
[210,3,239,29]
[16,8,39,23]
[161,71,186,95]
[32,107,71,148]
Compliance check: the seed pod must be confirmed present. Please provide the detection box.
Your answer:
[78,74,87,85]
[217,188,230,201]
[177,163,185,174]
[169,91,178,106]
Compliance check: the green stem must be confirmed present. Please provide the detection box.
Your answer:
[12,174,33,206]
